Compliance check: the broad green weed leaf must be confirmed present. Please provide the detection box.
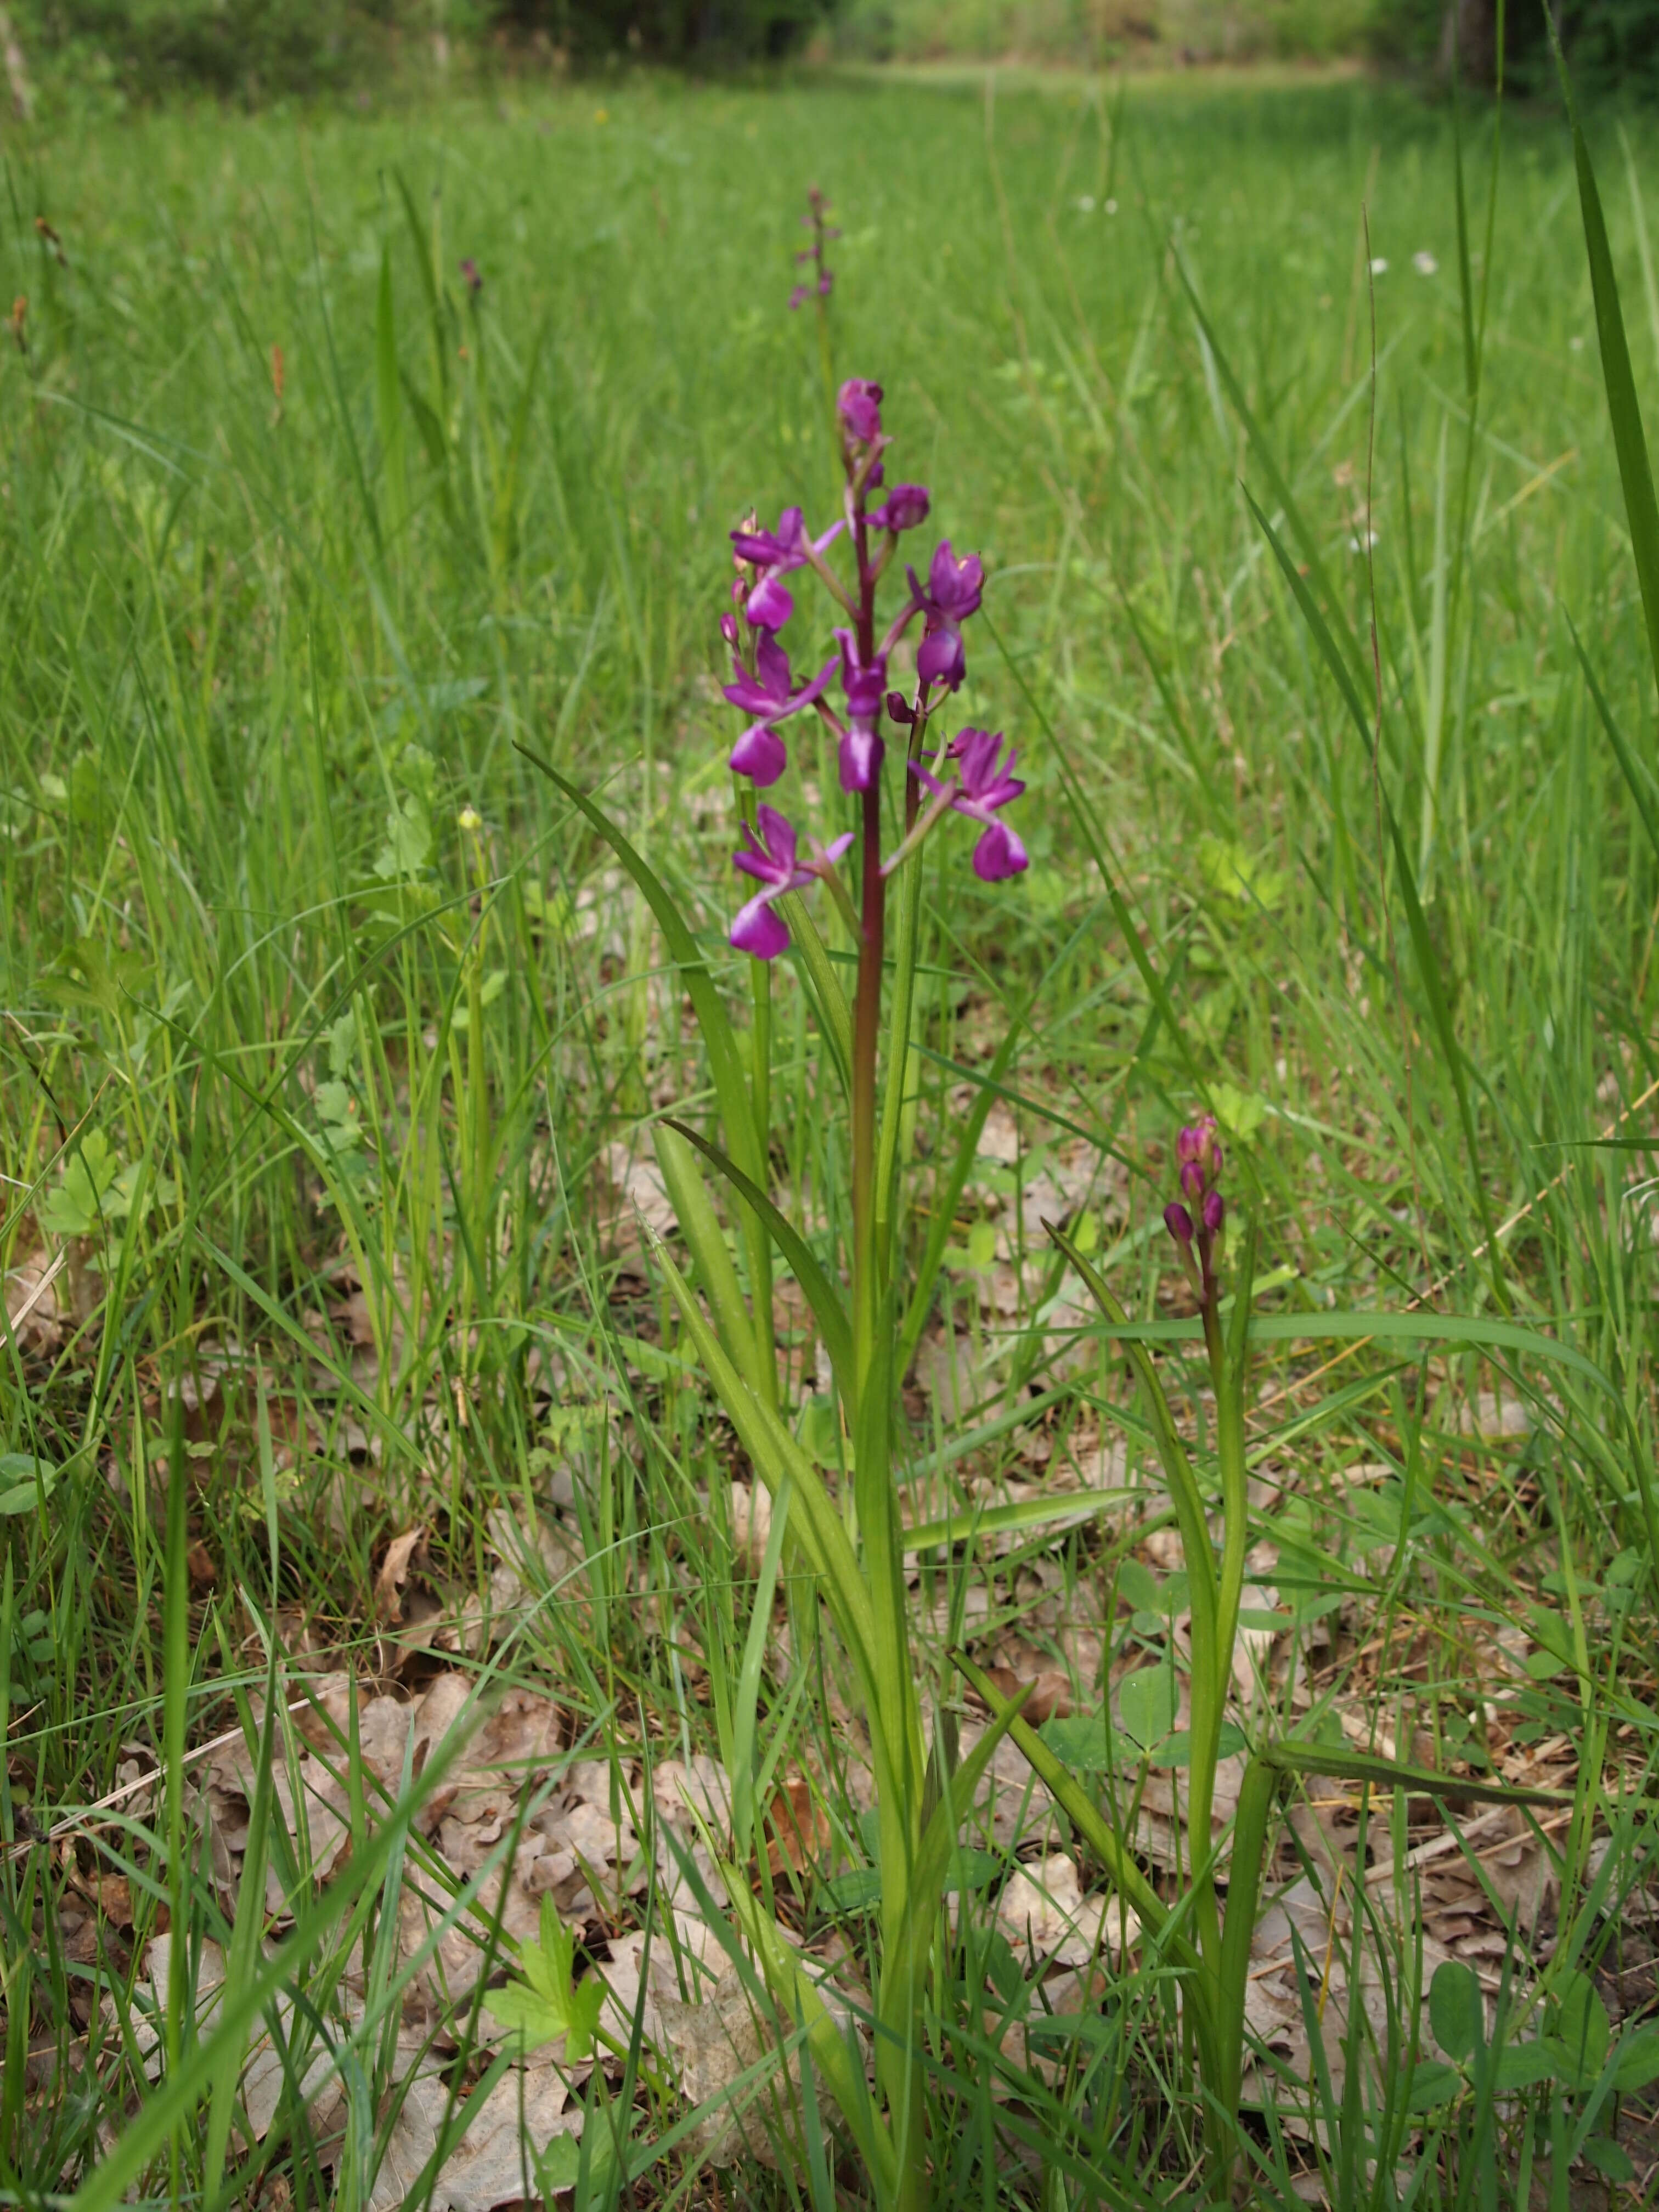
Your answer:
[1407,2058,1463,2111]
[1550,1969,1611,2087]
[1615,2025,1659,2092]
[488,1898,604,2058]
[0,1455,58,1515]
[1118,1665,1177,1752]
[1492,2040,1560,2092]
[40,1130,120,1237]
[375,792,433,879]
[1430,1961,1482,2061]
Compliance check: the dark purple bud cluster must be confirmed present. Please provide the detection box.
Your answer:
[459,257,483,296]
[788,184,839,312]
[1164,1114,1225,1305]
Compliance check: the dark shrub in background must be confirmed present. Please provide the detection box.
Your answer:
[1370,0,1659,96]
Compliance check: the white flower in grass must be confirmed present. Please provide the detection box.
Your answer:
[1369,255,1389,275]
[1414,249,1438,275]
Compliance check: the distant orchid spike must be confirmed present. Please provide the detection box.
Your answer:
[731,805,853,960]
[910,727,1028,881]
[730,506,845,633]
[1165,1112,1226,1306]
[909,540,985,692]
[722,635,836,786]
[459,257,483,295]
[789,185,836,312]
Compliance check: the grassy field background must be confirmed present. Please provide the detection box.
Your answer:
[6,58,1659,2208]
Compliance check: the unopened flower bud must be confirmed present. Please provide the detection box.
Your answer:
[886,690,915,726]
[838,377,884,445]
[1164,1201,1194,1248]
[459,257,483,295]
[1201,1189,1224,1237]
[1181,1160,1205,1205]
[720,613,740,648]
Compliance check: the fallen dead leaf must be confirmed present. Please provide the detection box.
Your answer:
[764,1775,828,1877]
[375,1528,425,1624]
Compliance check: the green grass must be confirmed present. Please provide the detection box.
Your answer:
[5,60,1659,2210]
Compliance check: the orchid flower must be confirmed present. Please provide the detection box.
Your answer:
[907,540,985,692]
[722,634,836,786]
[730,507,846,634]
[730,805,853,960]
[910,726,1028,879]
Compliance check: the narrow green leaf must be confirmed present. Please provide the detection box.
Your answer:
[1379,790,1508,1307]
[900,1491,1123,1558]
[1176,255,1367,684]
[652,1124,765,1400]
[897,1013,1026,1374]
[774,890,852,1093]
[1567,612,1659,869]
[1267,1741,1567,1808]
[649,1238,879,1676]
[1243,483,1374,747]
[662,1117,853,1401]
[1066,1305,1615,1401]
[514,748,762,1188]
[1551,20,1659,699]
[949,1649,1177,1953]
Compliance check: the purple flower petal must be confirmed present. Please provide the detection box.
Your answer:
[731,892,790,959]
[746,575,795,632]
[729,723,789,785]
[917,627,966,691]
[838,377,883,444]
[869,483,930,533]
[753,802,798,871]
[839,727,885,792]
[971,821,1028,881]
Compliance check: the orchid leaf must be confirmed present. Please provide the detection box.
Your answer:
[663,1116,853,1403]
[652,1124,766,1400]
[512,746,762,1187]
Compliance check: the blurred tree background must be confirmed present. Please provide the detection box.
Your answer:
[2,0,1657,122]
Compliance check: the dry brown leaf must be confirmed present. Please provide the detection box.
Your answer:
[764,1776,828,1876]
[979,1663,1074,1723]
[367,2063,583,2212]
[5,1248,65,1352]
[730,1481,772,1578]
[375,1528,425,1624]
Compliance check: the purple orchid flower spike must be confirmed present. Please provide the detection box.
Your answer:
[834,630,889,793]
[911,726,1028,879]
[730,506,845,634]
[1165,1113,1226,1305]
[909,541,985,692]
[731,804,853,960]
[789,186,837,310]
[868,483,930,534]
[459,258,483,296]
[721,634,836,787]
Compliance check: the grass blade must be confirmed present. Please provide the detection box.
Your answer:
[1551,16,1659,698]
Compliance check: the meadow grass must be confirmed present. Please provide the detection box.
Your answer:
[4,59,1659,2209]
